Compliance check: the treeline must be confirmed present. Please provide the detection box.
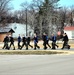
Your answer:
[0,0,74,36]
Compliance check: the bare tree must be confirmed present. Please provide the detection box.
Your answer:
[57,7,71,33]
[0,0,12,26]
[20,1,37,28]
[69,6,74,26]
[30,0,60,37]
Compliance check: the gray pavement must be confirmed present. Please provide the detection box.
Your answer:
[0,55,74,75]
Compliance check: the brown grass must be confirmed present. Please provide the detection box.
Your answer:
[0,50,67,55]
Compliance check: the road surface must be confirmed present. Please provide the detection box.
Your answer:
[0,55,74,75]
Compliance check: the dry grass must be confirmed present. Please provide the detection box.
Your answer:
[0,50,66,55]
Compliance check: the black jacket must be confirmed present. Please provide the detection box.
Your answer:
[63,35,69,42]
[42,35,47,42]
[26,37,30,42]
[10,37,14,43]
[3,36,9,43]
[22,37,26,42]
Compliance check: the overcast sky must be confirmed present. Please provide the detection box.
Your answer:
[11,0,74,10]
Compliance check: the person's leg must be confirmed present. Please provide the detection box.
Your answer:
[34,43,37,50]
[20,43,24,50]
[44,41,47,49]
[61,41,66,49]
[6,42,9,50]
[12,43,15,50]
[65,41,70,49]
[52,42,56,49]
[18,42,20,49]
[26,42,28,50]
[36,43,40,49]
[9,43,12,49]
[47,41,51,48]
[29,44,33,48]
[28,42,33,48]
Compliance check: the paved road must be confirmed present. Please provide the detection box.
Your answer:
[0,55,74,75]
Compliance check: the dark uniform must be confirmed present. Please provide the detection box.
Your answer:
[61,33,70,49]
[42,34,47,49]
[20,36,27,50]
[9,36,15,50]
[34,34,40,50]
[46,35,51,48]
[18,35,21,49]
[2,35,9,50]
[51,34,58,49]
[26,36,33,49]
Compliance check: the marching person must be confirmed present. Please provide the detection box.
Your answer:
[61,33,70,49]
[51,34,58,49]
[42,33,47,49]
[9,35,15,50]
[34,33,40,50]
[46,34,51,48]
[18,34,21,49]
[20,35,27,50]
[2,34,9,50]
[26,35,33,49]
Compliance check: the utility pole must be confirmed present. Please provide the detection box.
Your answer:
[26,8,27,36]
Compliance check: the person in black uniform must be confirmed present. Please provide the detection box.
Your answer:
[61,33,69,49]
[9,35,15,50]
[46,34,51,48]
[34,33,40,50]
[20,35,27,50]
[42,33,47,49]
[2,34,9,50]
[18,34,21,49]
[26,35,33,49]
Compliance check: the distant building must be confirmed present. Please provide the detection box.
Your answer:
[64,26,74,39]
[8,23,34,38]
[0,28,15,42]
